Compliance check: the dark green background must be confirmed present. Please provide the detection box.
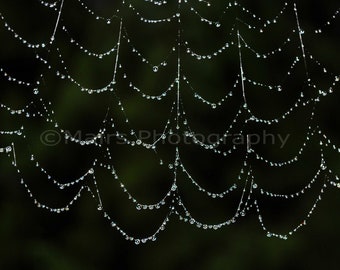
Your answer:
[0,0,339,269]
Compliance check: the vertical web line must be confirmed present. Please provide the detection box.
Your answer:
[237,30,247,108]
[176,1,182,130]
[294,3,309,79]
[51,0,65,43]
[11,142,17,167]
[113,19,123,85]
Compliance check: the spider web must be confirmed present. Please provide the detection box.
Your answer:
[0,0,339,244]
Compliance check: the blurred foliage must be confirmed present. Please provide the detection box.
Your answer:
[0,0,339,269]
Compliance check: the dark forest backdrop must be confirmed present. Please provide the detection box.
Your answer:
[0,0,339,269]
